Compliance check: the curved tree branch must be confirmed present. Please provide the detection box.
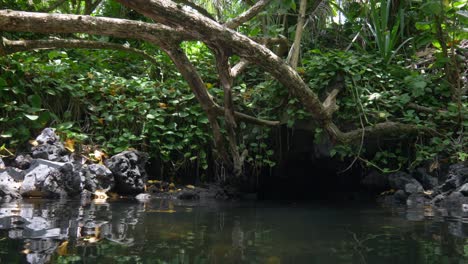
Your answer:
[224,0,272,29]
[0,37,159,65]
[115,0,436,145]
[0,10,187,44]
[231,59,249,78]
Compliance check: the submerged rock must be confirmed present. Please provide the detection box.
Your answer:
[105,151,148,195]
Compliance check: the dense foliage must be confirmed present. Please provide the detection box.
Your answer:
[0,0,466,178]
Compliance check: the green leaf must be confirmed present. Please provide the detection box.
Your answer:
[24,114,39,120]
[28,94,42,108]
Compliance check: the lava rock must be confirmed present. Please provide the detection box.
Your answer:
[32,143,69,162]
[105,150,148,195]
[405,182,424,194]
[177,190,200,200]
[14,154,33,170]
[407,193,429,207]
[82,164,114,192]
[458,183,468,196]
[20,159,82,198]
[0,169,22,200]
[412,167,438,190]
[440,192,468,210]
[361,170,390,189]
[393,189,408,204]
[35,128,58,144]
[388,172,424,194]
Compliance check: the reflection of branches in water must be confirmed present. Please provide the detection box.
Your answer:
[347,230,393,264]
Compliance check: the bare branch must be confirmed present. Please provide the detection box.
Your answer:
[252,36,289,46]
[224,0,271,29]
[0,10,187,44]
[1,38,160,65]
[326,122,439,144]
[214,48,242,176]
[407,103,447,114]
[230,109,280,126]
[231,59,249,78]
[286,0,307,69]
[322,88,340,115]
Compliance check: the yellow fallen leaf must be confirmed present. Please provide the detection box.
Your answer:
[64,138,75,152]
[186,185,195,189]
[83,237,99,243]
[57,240,68,256]
[158,102,168,109]
[148,209,176,213]
[93,149,105,161]
[29,140,39,147]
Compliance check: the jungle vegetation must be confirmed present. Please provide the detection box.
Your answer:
[0,0,466,181]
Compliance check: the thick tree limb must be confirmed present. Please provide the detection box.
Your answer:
[325,122,438,144]
[252,36,289,46]
[115,0,330,124]
[161,43,232,167]
[174,0,216,21]
[213,48,242,177]
[0,10,186,44]
[224,0,271,29]
[231,59,249,78]
[0,38,159,65]
[116,0,437,145]
[322,88,340,116]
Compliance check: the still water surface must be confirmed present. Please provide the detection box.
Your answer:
[0,198,467,264]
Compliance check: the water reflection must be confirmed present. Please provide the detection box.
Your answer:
[0,200,467,263]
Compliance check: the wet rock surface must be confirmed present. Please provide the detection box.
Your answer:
[376,162,468,214]
[0,128,153,200]
[105,151,148,195]
[0,128,228,202]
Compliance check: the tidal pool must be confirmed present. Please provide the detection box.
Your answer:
[0,199,467,263]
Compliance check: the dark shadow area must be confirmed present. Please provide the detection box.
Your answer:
[257,126,370,201]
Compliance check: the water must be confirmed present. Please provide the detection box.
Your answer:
[0,199,467,264]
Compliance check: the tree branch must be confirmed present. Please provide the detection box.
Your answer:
[231,59,249,78]
[161,43,232,167]
[0,10,187,44]
[286,0,307,69]
[224,0,271,29]
[213,48,242,176]
[252,36,289,46]
[325,122,439,144]
[0,37,159,65]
